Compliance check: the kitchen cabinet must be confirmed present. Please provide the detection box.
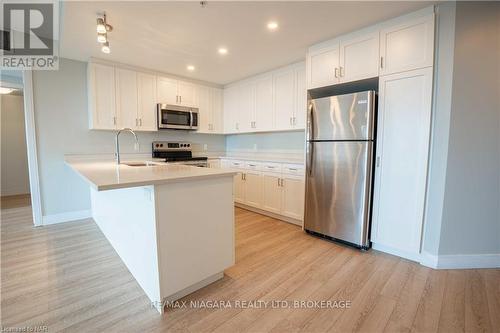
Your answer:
[157,77,198,107]
[137,73,158,131]
[273,67,296,130]
[115,68,139,129]
[199,86,224,133]
[371,67,433,258]
[308,43,340,89]
[281,175,305,220]
[379,14,434,76]
[219,159,305,224]
[223,85,239,133]
[339,31,380,83]
[156,76,178,105]
[88,63,117,130]
[238,81,255,133]
[294,66,307,129]
[262,173,282,214]
[254,75,274,132]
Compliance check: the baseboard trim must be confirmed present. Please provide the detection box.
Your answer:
[372,242,421,263]
[421,252,500,269]
[235,203,303,227]
[42,209,92,225]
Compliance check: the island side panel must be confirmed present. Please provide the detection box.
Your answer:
[90,186,162,307]
[154,175,235,300]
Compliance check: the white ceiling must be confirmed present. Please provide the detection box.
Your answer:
[60,1,432,85]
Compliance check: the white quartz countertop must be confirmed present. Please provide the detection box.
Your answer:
[216,156,304,165]
[66,160,237,191]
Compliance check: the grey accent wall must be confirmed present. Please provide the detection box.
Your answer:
[437,2,500,255]
[33,58,225,216]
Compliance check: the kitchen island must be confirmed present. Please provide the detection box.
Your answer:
[67,160,237,313]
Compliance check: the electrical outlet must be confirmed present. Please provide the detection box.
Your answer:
[203,144,208,151]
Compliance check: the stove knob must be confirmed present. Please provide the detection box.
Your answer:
[160,144,163,147]
[155,144,159,147]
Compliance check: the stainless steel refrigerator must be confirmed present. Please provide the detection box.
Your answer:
[304,90,375,249]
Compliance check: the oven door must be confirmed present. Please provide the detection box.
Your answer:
[157,104,193,130]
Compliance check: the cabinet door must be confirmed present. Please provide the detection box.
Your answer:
[244,171,262,208]
[223,86,239,133]
[137,72,157,131]
[281,176,305,220]
[237,81,255,133]
[115,68,138,129]
[211,88,223,133]
[233,173,245,204]
[273,68,295,130]
[371,68,432,258]
[178,81,198,107]
[157,77,178,105]
[197,85,211,133]
[380,14,434,76]
[254,75,274,132]
[88,63,116,129]
[308,44,340,89]
[262,174,282,214]
[339,31,379,83]
[294,65,306,129]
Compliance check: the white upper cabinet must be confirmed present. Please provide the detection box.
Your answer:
[198,86,223,134]
[115,68,139,130]
[294,65,307,129]
[379,14,434,76]
[254,75,274,132]
[177,81,198,107]
[307,43,340,89]
[273,67,296,130]
[88,63,116,130]
[137,73,157,131]
[157,77,198,107]
[156,77,178,105]
[238,81,255,133]
[223,85,239,133]
[339,31,380,82]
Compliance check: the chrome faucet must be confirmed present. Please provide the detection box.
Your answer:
[115,128,138,164]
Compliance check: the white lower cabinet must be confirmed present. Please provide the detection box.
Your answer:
[220,159,305,224]
[281,175,305,220]
[262,173,282,214]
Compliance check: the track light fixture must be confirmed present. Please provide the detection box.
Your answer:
[96,13,113,53]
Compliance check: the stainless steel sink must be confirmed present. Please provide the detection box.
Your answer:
[122,161,158,167]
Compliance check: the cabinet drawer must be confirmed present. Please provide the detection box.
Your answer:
[261,162,282,174]
[282,164,305,176]
[244,161,262,171]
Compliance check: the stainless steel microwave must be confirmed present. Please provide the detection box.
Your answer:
[157,104,198,130]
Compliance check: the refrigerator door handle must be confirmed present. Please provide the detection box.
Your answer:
[307,102,314,141]
[307,141,314,176]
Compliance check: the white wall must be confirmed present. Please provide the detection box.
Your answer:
[32,58,226,218]
[225,131,304,160]
[1,94,30,196]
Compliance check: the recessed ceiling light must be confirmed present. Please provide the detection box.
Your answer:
[187,65,195,71]
[218,47,228,55]
[267,21,278,30]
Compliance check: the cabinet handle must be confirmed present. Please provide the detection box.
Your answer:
[281,178,284,187]
[180,96,182,104]
[289,117,292,125]
[176,95,178,103]
[334,67,339,78]
[340,66,344,77]
[277,178,281,187]
[293,117,296,126]
[135,118,138,126]
[139,118,142,126]
[113,116,117,125]
[380,57,384,69]
[288,168,297,171]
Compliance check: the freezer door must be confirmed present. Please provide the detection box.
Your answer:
[304,141,372,247]
[307,91,375,141]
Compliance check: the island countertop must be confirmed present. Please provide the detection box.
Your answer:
[66,160,237,191]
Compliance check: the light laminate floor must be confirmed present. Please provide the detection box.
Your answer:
[1,202,499,332]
